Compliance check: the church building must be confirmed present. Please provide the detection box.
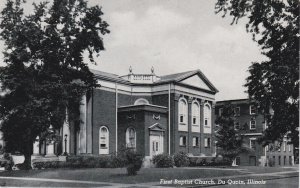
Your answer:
[35,67,218,158]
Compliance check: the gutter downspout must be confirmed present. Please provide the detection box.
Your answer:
[115,83,118,153]
[168,83,171,155]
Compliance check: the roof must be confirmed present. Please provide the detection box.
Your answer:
[90,69,218,93]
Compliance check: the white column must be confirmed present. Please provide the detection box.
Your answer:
[79,95,87,153]
[33,136,40,155]
[46,141,55,156]
[62,109,70,154]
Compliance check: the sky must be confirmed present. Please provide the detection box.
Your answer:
[0,0,266,101]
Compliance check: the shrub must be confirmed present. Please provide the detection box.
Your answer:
[268,158,275,167]
[0,153,14,170]
[188,156,231,167]
[152,154,174,168]
[123,149,144,176]
[173,152,190,167]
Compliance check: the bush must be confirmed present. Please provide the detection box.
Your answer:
[188,156,231,167]
[0,153,14,170]
[268,158,275,167]
[123,149,144,176]
[152,154,174,168]
[173,152,190,167]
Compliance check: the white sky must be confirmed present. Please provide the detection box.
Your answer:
[0,0,266,101]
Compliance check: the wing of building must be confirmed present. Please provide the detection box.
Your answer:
[33,67,219,158]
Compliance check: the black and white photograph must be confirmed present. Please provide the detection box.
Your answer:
[0,0,298,187]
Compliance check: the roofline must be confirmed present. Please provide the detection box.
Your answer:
[216,98,254,103]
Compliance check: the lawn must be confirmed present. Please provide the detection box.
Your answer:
[0,167,244,184]
[0,166,297,186]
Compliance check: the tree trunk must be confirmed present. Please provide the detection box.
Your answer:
[22,142,33,170]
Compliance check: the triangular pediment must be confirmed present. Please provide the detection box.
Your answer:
[148,123,165,131]
[179,74,211,91]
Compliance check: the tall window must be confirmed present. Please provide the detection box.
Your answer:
[179,136,186,146]
[192,101,200,132]
[250,139,256,150]
[204,138,210,148]
[234,107,240,116]
[192,137,199,147]
[204,103,211,126]
[250,120,256,130]
[99,126,109,154]
[219,108,223,116]
[250,105,256,114]
[126,127,136,148]
[283,141,286,152]
[178,98,188,131]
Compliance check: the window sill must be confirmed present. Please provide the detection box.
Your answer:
[192,124,200,126]
[179,145,186,147]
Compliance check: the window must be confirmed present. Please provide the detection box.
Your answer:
[99,126,109,154]
[179,136,186,146]
[250,120,256,130]
[289,144,291,152]
[192,137,199,147]
[204,138,210,148]
[250,139,256,150]
[234,107,240,116]
[134,98,149,105]
[284,156,286,165]
[204,103,211,127]
[278,156,281,165]
[219,108,223,116]
[250,105,256,114]
[234,121,240,130]
[283,141,286,152]
[192,102,200,126]
[126,128,136,148]
[179,98,188,124]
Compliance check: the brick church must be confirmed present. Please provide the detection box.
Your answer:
[33,67,218,158]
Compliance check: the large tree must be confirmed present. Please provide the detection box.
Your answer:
[215,104,248,163]
[215,0,299,147]
[0,0,109,168]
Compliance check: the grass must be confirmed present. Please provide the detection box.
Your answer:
[0,166,297,186]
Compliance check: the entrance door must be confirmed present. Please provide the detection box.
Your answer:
[150,135,163,156]
[249,156,256,166]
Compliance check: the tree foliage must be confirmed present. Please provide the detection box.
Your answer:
[215,0,299,146]
[215,104,248,162]
[0,0,109,168]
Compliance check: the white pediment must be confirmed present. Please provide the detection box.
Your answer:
[180,75,211,90]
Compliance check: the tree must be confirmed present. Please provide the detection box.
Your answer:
[215,104,248,163]
[215,0,299,147]
[0,0,109,169]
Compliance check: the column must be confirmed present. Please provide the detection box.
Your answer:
[33,136,40,155]
[79,95,87,153]
[62,110,70,154]
[46,141,55,157]
[211,102,216,155]
[187,96,193,154]
[199,99,204,154]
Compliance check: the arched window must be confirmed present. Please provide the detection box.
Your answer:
[204,103,211,133]
[134,98,149,105]
[178,98,188,131]
[99,126,109,154]
[192,101,200,132]
[126,127,136,148]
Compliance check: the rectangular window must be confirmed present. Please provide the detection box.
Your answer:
[180,115,184,123]
[266,145,269,152]
[193,117,197,125]
[180,136,186,146]
[192,137,199,147]
[284,156,286,165]
[289,156,292,165]
[278,156,281,165]
[250,139,256,150]
[283,141,286,152]
[234,107,240,116]
[205,119,208,126]
[250,105,256,114]
[289,144,291,152]
[234,121,240,130]
[205,138,211,148]
[219,108,223,116]
[250,120,256,130]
